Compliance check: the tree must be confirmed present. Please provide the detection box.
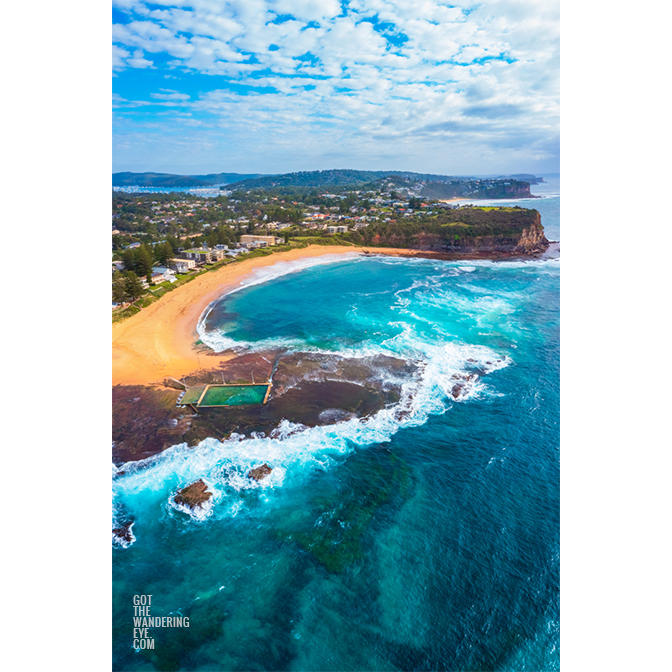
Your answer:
[156,241,174,266]
[112,272,128,303]
[122,248,137,273]
[137,244,154,282]
[124,272,144,301]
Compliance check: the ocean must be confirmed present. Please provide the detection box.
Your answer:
[113,182,559,671]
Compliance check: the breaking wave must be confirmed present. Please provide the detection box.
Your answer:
[112,338,509,525]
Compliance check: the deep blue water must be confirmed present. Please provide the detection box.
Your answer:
[113,193,559,671]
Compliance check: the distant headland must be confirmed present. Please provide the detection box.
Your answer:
[113,168,545,198]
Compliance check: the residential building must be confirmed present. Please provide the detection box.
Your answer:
[170,258,196,273]
[210,248,227,261]
[327,225,349,234]
[182,248,213,263]
[240,234,284,246]
[152,266,177,283]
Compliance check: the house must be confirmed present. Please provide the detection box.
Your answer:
[210,248,228,261]
[182,248,213,263]
[327,225,348,234]
[152,266,177,283]
[169,258,196,273]
[240,234,284,246]
[225,248,246,257]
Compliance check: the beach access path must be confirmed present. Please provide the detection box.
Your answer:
[112,245,417,386]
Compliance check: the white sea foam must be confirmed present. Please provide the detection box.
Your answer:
[196,253,360,350]
[111,256,535,528]
[113,336,510,524]
[196,254,556,354]
[112,522,136,549]
[167,482,218,522]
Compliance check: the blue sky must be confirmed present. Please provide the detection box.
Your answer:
[112,0,559,175]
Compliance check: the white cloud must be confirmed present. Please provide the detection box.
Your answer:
[268,0,342,23]
[150,91,190,100]
[112,44,130,70]
[113,0,559,171]
[127,49,154,69]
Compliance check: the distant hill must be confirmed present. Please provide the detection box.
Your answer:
[113,168,542,194]
[420,179,532,199]
[112,172,267,188]
[226,169,476,190]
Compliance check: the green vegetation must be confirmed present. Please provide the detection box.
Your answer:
[112,257,236,323]
[112,177,543,322]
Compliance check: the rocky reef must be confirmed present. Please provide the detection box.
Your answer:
[113,352,415,465]
[174,479,213,510]
[248,464,273,481]
[112,521,135,548]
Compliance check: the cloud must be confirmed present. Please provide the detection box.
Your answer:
[112,44,131,70]
[113,0,559,172]
[150,91,190,101]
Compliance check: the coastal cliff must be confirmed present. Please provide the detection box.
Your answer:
[368,208,550,256]
[514,213,550,253]
[444,211,549,255]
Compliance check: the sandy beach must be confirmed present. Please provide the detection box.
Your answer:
[112,244,423,386]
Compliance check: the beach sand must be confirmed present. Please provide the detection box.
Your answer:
[113,245,422,386]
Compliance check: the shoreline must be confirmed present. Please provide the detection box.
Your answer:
[113,245,360,386]
[112,244,544,387]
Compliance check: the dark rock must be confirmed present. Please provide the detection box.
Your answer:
[112,521,135,546]
[318,408,352,424]
[174,479,212,509]
[248,464,273,481]
[113,385,185,465]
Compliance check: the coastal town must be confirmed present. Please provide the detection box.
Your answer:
[112,174,544,320]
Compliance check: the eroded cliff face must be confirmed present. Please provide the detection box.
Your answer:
[411,212,549,256]
[513,213,550,254]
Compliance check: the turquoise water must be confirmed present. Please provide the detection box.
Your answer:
[113,193,559,671]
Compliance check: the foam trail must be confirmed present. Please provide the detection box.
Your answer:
[196,252,360,349]
[113,340,509,522]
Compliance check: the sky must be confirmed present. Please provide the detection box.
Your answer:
[112,0,559,175]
